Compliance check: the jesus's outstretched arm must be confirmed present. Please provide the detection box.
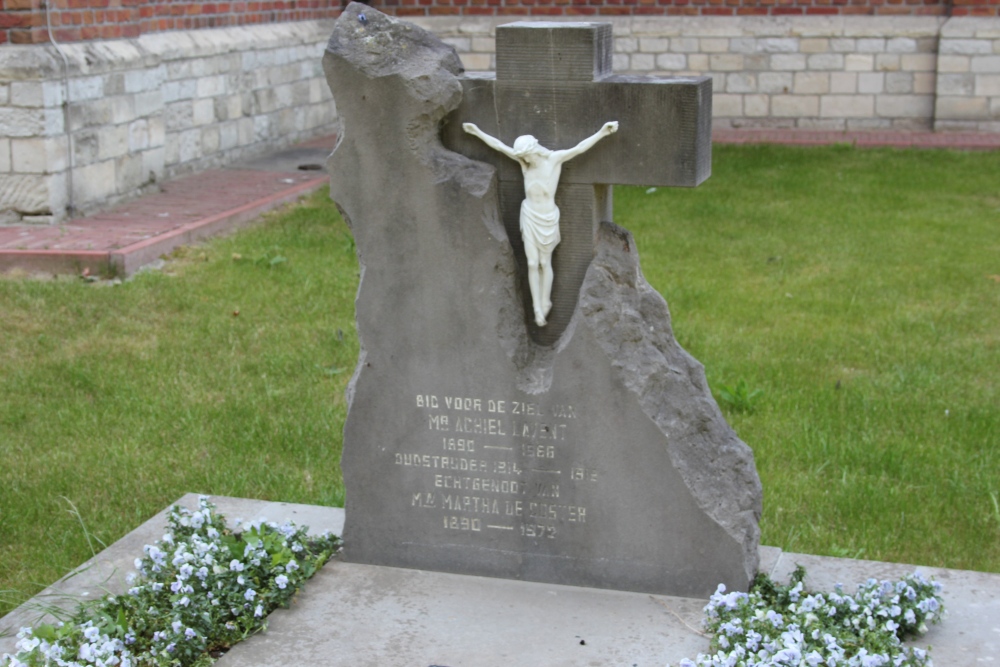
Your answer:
[463,123,519,161]
[553,121,618,163]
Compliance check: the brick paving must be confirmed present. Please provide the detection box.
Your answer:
[0,169,328,276]
[1,129,997,277]
[0,170,324,253]
[0,132,337,276]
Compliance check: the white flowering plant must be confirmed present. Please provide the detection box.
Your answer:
[2,497,340,667]
[677,566,945,667]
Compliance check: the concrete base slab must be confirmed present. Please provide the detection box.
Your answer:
[218,554,1000,667]
[3,496,998,666]
[220,561,711,667]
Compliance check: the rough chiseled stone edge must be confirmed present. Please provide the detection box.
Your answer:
[580,221,763,581]
[325,3,535,399]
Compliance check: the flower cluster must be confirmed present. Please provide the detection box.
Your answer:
[676,566,945,667]
[2,497,340,667]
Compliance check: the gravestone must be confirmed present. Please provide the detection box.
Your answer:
[324,4,762,598]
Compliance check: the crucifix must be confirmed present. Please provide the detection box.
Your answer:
[463,120,619,328]
[444,22,713,346]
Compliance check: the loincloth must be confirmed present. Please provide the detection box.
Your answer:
[519,201,560,254]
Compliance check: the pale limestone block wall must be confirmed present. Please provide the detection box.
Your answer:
[4,16,999,224]
[935,18,1000,132]
[0,21,337,224]
[0,70,71,224]
[417,16,1000,134]
[610,17,945,132]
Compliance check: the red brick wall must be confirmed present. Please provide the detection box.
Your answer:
[0,0,343,45]
[1,0,997,45]
[951,0,1000,16]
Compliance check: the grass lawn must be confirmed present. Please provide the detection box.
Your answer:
[1,144,998,617]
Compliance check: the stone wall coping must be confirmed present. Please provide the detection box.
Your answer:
[412,16,947,40]
[628,16,945,38]
[0,47,68,81]
[940,17,1000,39]
[0,20,336,81]
[140,20,335,62]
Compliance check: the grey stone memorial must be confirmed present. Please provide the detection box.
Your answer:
[324,4,762,598]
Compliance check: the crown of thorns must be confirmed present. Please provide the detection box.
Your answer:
[512,135,541,156]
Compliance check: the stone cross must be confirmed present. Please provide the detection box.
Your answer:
[444,22,712,345]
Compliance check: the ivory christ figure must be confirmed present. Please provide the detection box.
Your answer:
[463,121,619,327]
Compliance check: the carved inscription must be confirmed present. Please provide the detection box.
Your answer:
[399,392,595,541]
